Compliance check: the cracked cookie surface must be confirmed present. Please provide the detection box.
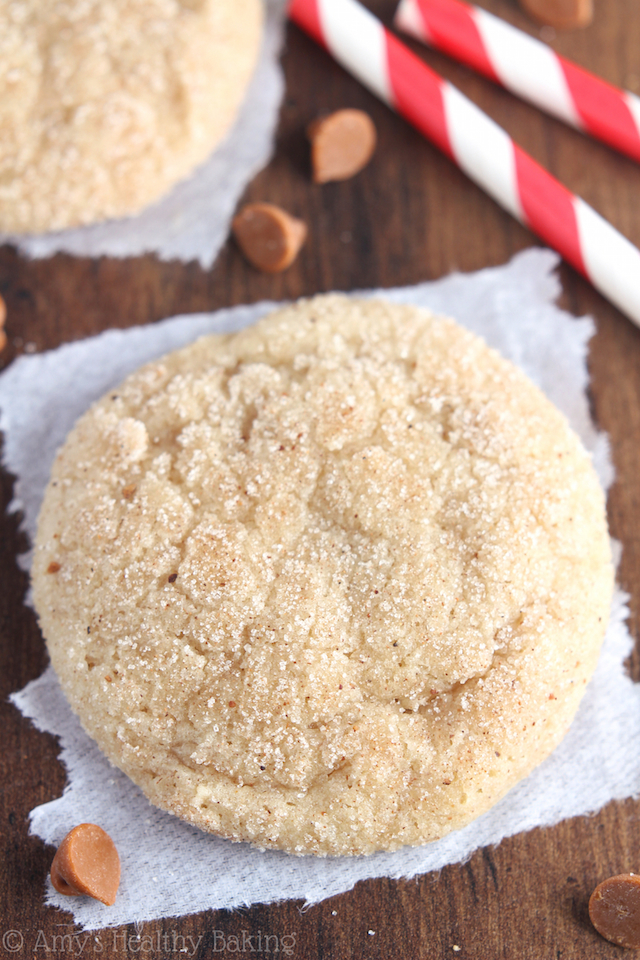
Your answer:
[0,0,262,233]
[32,295,613,855]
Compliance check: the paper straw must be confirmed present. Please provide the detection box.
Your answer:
[288,0,640,327]
[395,0,640,165]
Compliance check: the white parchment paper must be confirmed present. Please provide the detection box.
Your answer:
[2,249,638,930]
[0,0,286,268]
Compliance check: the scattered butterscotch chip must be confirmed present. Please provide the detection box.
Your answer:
[0,294,6,353]
[308,108,377,183]
[518,0,593,29]
[232,202,307,273]
[50,824,120,906]
[47,561,61,574]
[122,483,137,500]
[589,874,640,948]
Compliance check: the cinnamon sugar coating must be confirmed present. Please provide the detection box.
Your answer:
[0,0,262,233]
[32,296,613,855]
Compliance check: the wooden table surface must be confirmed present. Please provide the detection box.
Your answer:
[2,1,640,957]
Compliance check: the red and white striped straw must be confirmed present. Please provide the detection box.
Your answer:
[395,0,640,165]
[288,0,640,327]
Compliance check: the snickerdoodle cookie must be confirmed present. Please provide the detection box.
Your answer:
[0,0,262,233]
[32,295,613,855]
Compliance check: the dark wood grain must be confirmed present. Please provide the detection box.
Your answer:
[2,2,640,957]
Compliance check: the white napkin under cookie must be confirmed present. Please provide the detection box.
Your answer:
[2,250,638,930]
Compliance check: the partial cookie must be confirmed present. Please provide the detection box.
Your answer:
[0,0,262,233]
[32,295,613,856]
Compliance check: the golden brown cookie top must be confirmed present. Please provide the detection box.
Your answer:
[33,295,613,855]
[0,0,262,233]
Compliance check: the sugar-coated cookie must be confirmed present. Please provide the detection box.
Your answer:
[0,0,262,233]
[32,296,613,855]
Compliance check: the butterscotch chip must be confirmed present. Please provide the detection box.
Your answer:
[589,875,640,948]
[32,295,613,856]
[518,0,593,29]
[0,0,262,233]
[308,109,377,183]
[50,824,120,906]
[0,294,6,352]
[232,203,307,273]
